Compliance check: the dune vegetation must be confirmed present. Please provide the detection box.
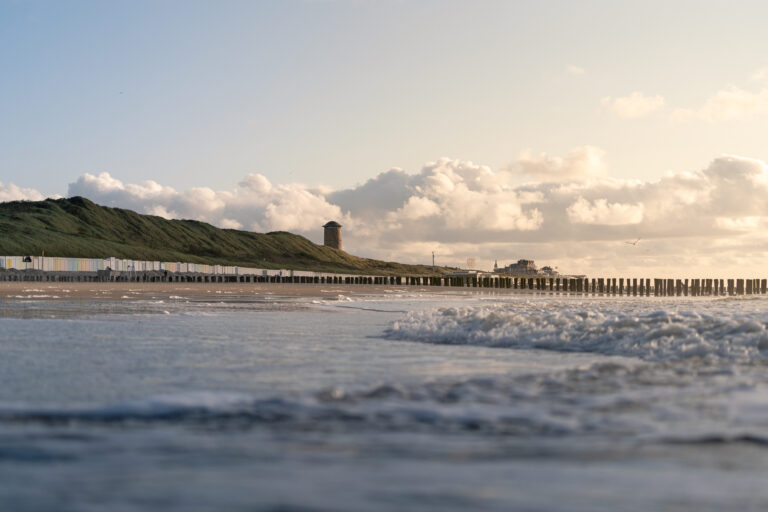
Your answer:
[0,197,447,275]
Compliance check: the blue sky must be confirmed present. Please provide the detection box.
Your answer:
[4,0,768,275]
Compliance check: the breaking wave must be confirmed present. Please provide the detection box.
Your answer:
[3,360,768,444]
[383,302,768,362]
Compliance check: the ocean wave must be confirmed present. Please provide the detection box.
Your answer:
[2,361,768,444]
[0,391,586,437]
[383,302,768,362]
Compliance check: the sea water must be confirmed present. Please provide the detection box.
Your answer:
[2,288,768,511]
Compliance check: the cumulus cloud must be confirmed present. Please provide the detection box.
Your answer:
[42,151,768,277]
[328,154,768,276]
[516,146,607,181]
[671,86,768,122]
[715,216,761,231]
[68,172,347,238]
[0,182,47,202]
[601,92,665,119]
[566,197,644,225]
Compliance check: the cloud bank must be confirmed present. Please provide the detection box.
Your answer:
[4,151,768,277]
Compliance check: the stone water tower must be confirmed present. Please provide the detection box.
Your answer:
[323,221,342,250]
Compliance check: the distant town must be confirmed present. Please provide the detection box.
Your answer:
[446,259,581,279]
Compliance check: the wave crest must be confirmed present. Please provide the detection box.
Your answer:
[383,303,768,362]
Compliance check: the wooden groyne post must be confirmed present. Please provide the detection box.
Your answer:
[0,268,766,297]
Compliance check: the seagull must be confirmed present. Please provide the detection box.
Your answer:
[624,238,641,246]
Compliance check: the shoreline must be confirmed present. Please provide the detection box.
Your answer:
[0,281,492,300]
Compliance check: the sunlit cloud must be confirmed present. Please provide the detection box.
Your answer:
[566,64,585,75]
[4,151,768,276]
[68,172,349,234]
[671,86,768,122]
[601,92,665,119]
[566,197,644,225]
[516,146,607,181]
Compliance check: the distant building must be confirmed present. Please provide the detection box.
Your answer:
[323,221,342,250]
[493,259,558,276]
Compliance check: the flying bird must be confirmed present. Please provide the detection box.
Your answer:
[624,238,641,246]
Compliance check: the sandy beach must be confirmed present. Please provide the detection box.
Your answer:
[0,281,467,300]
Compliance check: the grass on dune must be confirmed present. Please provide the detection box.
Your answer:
[0,197,448,276]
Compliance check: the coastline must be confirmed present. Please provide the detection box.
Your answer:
[0,281,479,300]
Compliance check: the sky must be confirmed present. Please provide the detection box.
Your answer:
[3,0,768,276]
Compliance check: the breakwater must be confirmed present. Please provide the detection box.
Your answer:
[0,267,764,297]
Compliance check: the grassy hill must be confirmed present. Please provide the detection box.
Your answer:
[0,197,447,275]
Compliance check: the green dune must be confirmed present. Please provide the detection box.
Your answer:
[0,197,445,275]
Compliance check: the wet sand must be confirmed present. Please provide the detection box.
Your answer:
[0,281,463,300]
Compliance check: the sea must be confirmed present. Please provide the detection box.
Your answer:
[2,285,768,511]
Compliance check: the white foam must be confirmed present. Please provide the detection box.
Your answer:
[384,300,768,362]
[10,294,59,299]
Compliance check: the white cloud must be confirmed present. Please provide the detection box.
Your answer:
[29,151,768,277]
[671,86,768,122]
[715,216,762,231]
[566,64,585,75]
[220,218,244,230]
[389,196,441,221]
[0,182,47,202]
[68,172,348,237]
[566,197,644,225]
[516,146,607,181]
[601,92,665,119]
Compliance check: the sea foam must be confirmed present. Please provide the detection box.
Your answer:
[383,301,768,362]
